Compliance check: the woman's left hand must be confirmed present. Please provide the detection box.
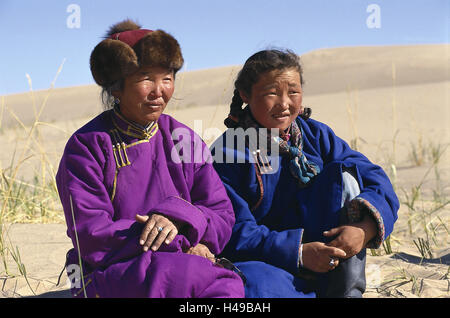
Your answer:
[135,214,180,252]
[324,215,377,259]
[185,243,216,263]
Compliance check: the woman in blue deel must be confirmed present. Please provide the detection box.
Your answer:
[211,49,399,298]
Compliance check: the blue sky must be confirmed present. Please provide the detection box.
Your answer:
[0,0,448,95]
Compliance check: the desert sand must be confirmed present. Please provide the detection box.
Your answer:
[0,44,449,298]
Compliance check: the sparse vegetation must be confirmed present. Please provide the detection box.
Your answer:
[343,63,449,297]
[1,51,449,297]
[0,61,66,295]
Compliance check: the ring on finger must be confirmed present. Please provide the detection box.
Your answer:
[157,226,164,233]
[329,258,336,267]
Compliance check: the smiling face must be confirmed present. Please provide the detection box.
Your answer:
[240,68,303,130]
[113,66,175,126]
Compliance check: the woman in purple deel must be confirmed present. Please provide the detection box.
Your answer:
[56,19,245,298]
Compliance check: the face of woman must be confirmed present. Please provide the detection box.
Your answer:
[241,68,303,130]
[114,66,175,126]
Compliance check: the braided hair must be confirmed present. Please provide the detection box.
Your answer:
[224,49,311,128]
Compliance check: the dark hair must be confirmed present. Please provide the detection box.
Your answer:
[224,49,310,128]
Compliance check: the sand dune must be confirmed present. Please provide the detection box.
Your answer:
[2,44,447,128]
[300,44,449,94]
[0,44,449,298]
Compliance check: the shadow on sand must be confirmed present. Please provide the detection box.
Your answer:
[25,289,72,298]
[391,252,450,265]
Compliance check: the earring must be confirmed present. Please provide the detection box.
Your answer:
[113,97,120,108]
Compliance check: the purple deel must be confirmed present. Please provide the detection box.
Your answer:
[56,109,245,298]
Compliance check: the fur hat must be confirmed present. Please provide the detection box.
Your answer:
[90,19,184,87]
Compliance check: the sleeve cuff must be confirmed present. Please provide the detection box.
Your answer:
[346,197,385,249]
[149,195,208,246]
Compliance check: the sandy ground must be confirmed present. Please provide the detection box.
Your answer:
[0,44,449,298]
[1,200,448,298]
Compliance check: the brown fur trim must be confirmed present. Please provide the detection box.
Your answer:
[90,20,184,87]
[90,39,139,86]
[106,19,141,37]
[134,30,184,72]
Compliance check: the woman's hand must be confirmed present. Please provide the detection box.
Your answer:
[185,243,215,263]
[135,214,180,252]
[302,242,347,273]
[324,214,377,259]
